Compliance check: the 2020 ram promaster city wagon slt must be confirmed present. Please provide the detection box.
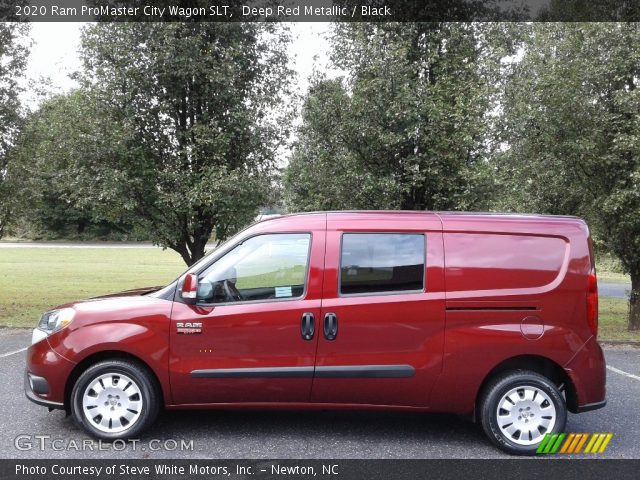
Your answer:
[25,211,606,455]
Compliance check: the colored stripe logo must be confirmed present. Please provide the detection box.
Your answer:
[537,433,613,454]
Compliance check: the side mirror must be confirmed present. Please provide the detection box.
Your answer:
[181,273,198,304]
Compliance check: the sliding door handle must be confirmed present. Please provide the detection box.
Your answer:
[301,312,315,341]
[323,312,338,341]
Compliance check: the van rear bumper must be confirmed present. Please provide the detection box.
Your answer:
[564,336,607,413]
[575,399,607,413]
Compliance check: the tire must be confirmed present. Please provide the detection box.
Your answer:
[71,359,160,440]
[479,370,567,455]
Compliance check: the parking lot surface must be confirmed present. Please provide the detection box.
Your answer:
[1,329,638,459]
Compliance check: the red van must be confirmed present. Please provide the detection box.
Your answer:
[25,211,605,454]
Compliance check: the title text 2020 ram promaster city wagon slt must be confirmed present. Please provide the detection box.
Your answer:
[25,211,605,454]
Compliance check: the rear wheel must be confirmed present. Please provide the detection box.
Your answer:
[479,370,566,455]
[71,359,160,440]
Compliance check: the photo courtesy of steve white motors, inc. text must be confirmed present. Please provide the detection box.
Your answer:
[15,462,338,477]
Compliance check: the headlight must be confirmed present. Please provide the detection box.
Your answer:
[32,308,75,345]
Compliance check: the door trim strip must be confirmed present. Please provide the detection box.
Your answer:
[191,367,314,378]
[315,365,415,378]
[191,364,415,379]
[446,306,537,311]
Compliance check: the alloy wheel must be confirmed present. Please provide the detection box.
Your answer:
[81,372,143,434]
[495,385,557,446]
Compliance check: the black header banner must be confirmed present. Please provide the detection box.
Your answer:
[1,459,640,480]
[2,0,640,22]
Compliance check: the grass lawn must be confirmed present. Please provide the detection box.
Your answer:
[0,247,638,342]
[598,297,639,342]
[597,271,631,284]
[596,254,631,284]
[0,248,185,328]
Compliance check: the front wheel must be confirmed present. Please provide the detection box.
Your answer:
[71,359,160,440]
[479,370,567,455]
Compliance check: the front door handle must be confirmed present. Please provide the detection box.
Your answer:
[301,312,315,341]
[324,312,338,341]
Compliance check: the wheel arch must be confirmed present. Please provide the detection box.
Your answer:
[64,350,165,414]
[473,354,578,422]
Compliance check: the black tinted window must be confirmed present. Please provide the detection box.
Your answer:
[340,233,425,295]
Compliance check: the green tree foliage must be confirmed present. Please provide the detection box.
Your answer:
[73,23,292,265]
[498,23,640,329]
[284,23,517,212]
[0,23,29,238]
[6,91,134,239]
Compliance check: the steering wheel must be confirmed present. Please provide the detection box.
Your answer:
[223,279,243,302]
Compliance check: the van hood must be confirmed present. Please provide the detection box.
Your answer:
[47,286,164,311]
[88,286,163,299]
[42,287,173,332]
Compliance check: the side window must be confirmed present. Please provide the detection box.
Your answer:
[340,233,425,295]
[197,233,311,304]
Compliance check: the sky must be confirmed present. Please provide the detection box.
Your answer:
[22,22,337,108]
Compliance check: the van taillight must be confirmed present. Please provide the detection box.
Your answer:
[587,270,598,337]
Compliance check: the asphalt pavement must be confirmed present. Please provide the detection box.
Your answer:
[1,329,638,459]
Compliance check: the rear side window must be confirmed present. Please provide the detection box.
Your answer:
[340,233,425,295]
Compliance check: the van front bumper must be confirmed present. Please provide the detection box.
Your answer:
[24,371,64,410]
[25,337,76,410]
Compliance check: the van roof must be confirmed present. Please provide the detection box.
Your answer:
[251,211,588,237]
[256,210,584,223]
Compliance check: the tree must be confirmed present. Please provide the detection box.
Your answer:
[285,78,405,211]
[498,23,640,330]
[6,91,135,239]
[74,23,292,265]
[284,23,518,212]
[0,23,29,238]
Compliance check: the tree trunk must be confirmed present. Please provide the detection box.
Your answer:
[172,239,208,267]
[190,238,207,265]
[173,244,193,266]
[629,273,640,331]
